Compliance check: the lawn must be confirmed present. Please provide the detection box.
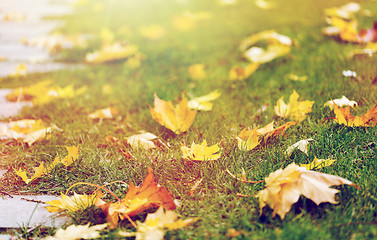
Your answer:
[1,0,377,239]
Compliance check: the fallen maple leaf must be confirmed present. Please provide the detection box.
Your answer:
[42,223,108,240]
[46,192,96,213]
[333,103,377,127]
[187,90,221,111]
[15,164,46,184]
[149,93,197,134]
[299,157,336,170]
[0,119,60,146]
[118,207,197,240]
[95,168,176,229]
[181,140,221,161]
[256,162,356,219]
[60,145,80,166]
[275,90,314,122]
[237,121,297,151]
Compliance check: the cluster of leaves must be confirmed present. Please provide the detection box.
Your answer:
[1,0,377,239]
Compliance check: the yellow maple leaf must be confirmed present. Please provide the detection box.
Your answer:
[256,163,355,219]
[95,168,176,229]
[274,90,314,122]
[140,25,166,40]
[188,64,206,80]
[45,192,96,213]
[181,140,221,161]
[15,163,46,184]
[149,93,197,134]
[237,128,260,151]
[237,121,296,151]
[60,146,80,166]
[299,157,336,170]
[333,103,377,127]
[118,207,197,240]
[187,90,221,111]
[42,223,108,240]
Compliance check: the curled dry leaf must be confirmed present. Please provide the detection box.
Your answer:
[239,30,292,64]
[275,90,314,122]
[324,96,357,109]
[285,138,314,156]
[42,223,108,240]
[127,132,158,150]
[333,103,377,127]
[188,90,221,111]
[256,163,356,219]
[149,93,197,134]
[181,140,221,161]
[229,63,260,81]
[88,107,117,120]
[95,168,176,229]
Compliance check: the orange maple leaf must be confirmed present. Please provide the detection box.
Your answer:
[333,103,377,127]
[95,168,176,229]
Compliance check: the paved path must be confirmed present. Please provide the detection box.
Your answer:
[0,0,75,235]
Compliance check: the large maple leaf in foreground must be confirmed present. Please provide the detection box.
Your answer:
[256,163,356,219]
[95,168,176,229]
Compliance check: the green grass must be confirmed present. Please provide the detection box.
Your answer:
[1,0,377,239]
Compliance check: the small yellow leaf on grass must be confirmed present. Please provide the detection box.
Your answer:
[188,64,206,80]
[118,207,196,240]
[229,63,260,81]
[275,90,314,122]
[300,157,336,170]
[256,163,355,219]
[181,140,221,161]
[46,192,96,213]
[61,145,80,166]
[243,45,290,64]
[149,93,197,134]
[237,129,260,151]
[15,164,46,184]
[140,25,166,40]
[188,90,221,111]
[287,74,308,82]
[42,223,108,240]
